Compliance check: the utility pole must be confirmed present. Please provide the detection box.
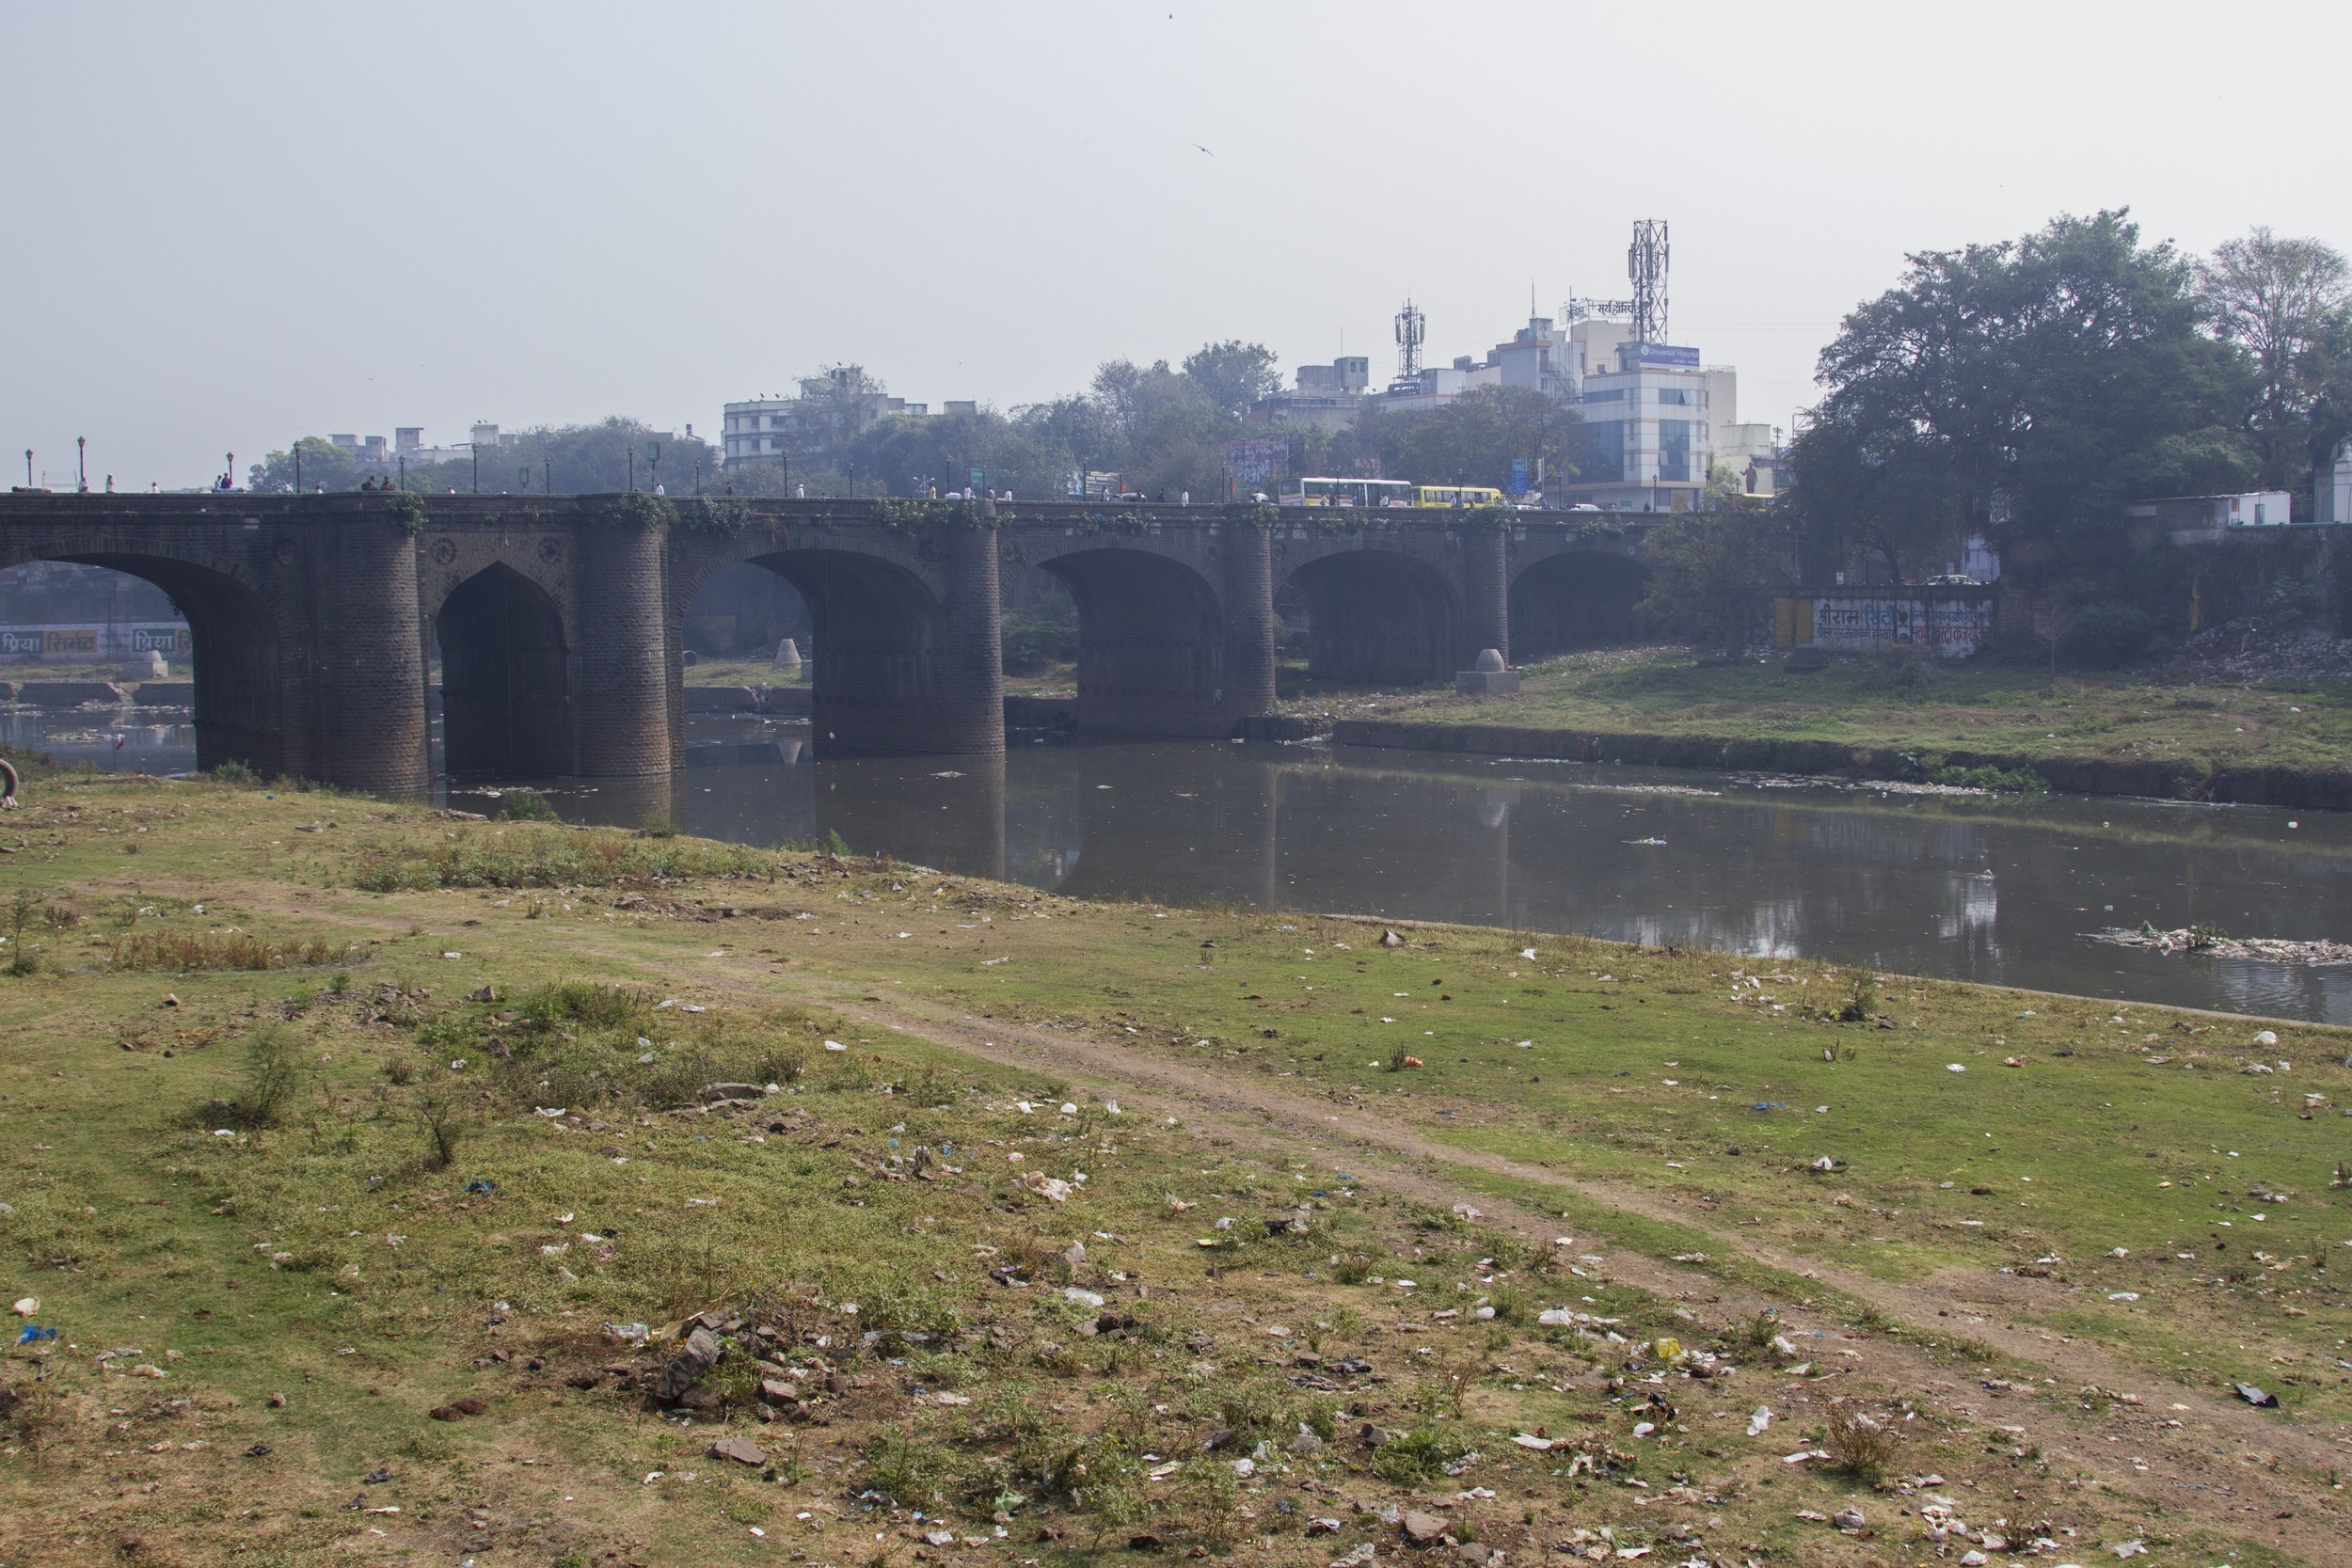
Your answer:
[628,448,636,493]
[544,456,551,496]
[398,453,406,493]
[226,452,235,491]
[76,436,87,492]
[23,450,30,487]
[471,441,480,495]
[294,442,302,494]
[847,461,854,499]
[649,440,660,493]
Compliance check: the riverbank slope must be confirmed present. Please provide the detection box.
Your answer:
[1290,646,2352,805]
[0,767,2345,1564]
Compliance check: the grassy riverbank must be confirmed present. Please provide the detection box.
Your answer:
[1285,646,2352,791]
[2,764,2348,1564]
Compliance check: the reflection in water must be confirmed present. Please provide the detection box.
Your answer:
[11,700,2352,1022]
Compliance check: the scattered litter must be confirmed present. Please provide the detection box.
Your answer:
[9,1297,35,1317]
[824,1040,848,1053]
[2092,928,2352,964]
[1022,1172,1073,1203]
[2233,1383,2279,1408]
[1746,1406,1772,1436]
[1064,1288,1105,1308]
[1947,1063,1966,1073]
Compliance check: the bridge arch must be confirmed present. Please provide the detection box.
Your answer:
[1282,547,1462,687]
[1508,550,1650,659]
[1030,545,1228,736]
[437,563,571,780]
[1,545,294,776]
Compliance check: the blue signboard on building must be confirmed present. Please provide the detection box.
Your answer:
[1627,342,1701,368]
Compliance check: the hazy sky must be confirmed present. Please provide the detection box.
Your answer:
[7,1,2349,489]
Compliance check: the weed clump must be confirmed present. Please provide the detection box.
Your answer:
[1823,1401,1899,1481]
[107,929,356,973]
[497,788,560,822]
[351,824,765,891]
[237,1025,306,1128]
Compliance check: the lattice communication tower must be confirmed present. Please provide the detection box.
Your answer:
[1394,299,1426,381]
[1627,219,1669,343]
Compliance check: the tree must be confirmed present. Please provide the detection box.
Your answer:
[397,418,715,495]
[1789,210,2255,584]
[1180,341,1281,420]
[247,436,356,493]
[1636,513,1791,659]
[850,404,1072,499]
[2196,227,2352,491]
[1363,385,1582,492]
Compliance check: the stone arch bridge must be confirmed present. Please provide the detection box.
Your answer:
[0,494,1660,795]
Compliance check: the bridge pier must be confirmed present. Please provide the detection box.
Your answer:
[578,518,675,778]
[1462,526,1509,666]
[1221,519,1277,724]
[306,522,430,795]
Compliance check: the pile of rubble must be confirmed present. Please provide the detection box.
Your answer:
[2175,617,2352,682]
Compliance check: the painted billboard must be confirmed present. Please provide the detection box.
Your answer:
[1772,588,1996,658]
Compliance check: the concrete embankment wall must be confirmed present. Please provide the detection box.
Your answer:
[1330,718,2352,811]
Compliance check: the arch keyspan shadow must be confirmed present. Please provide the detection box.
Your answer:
[27,551,287,776]
[1508,551,1650,660]
[738,548,964,756]
[1040,548,1228,736]
[1284,549,1462,686]
[437,563,572,780]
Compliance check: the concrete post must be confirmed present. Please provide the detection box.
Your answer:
[1221,515,1278,721]
[308,518,430,796]
[1463,524,1509,667]
[576,513,675,778]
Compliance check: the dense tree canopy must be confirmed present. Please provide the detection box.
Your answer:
[2195,227,2352,490]
[250,419,716,496]
[1788,211,2257,582]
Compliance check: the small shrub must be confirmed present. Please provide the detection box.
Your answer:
[6,889,39,976]
[1835,970,1878,1022]
[1823,1402,1899,1481]
[417,1085,470,1169]
[2058,603,2158,669]
[239,1025,306,1128]
[637,812,679,839]
[1373,1421,1470,1484]
[498,788,560,822]
[207,759,262,786]
[859,1428,943,1509]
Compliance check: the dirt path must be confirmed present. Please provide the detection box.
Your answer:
[522,930,2341,1561]
[204,878,2347,1560]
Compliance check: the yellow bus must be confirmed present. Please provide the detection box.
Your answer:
[1277,477,1415,508]
[1413,484,1510,509]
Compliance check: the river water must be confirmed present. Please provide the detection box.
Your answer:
[10,704,2349,1023]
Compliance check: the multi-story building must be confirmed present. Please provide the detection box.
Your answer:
[1248,356,1370,433]
[723,368,932,469]
[1560,341,1720,513]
